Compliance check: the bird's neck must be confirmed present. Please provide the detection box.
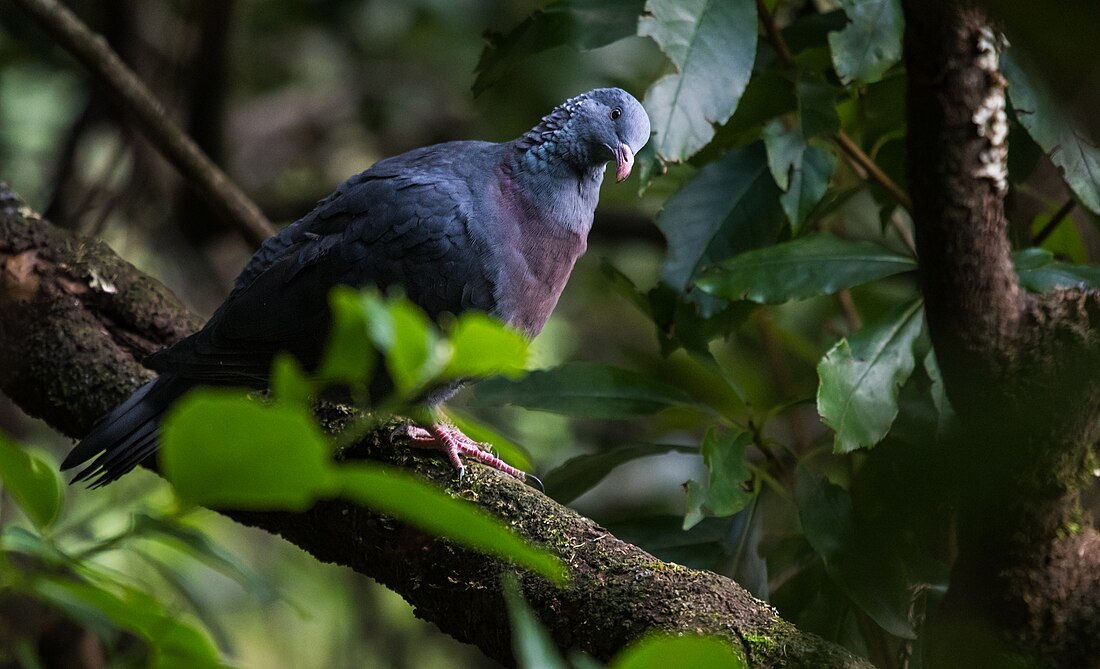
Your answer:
[505,111,605,235]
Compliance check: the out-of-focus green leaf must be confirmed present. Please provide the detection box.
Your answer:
[1012,248,1100,292]
[503,576,570,669]
[444,313,528,380]
[640,0,757,161]
[1004,52,1100,214]
[610,634,745,669]
[161,391,333,510]
[32,576,230,668]
[697,235,915,304]
[797,470,916,639]
[542,443,695,504]
[270,353,311,407]
[797,75,842,139]
[684,430,754,530]
[316,288,375,387]
[336,464,565,583]
[473,0,645,95]
[828,0,904,86]
[658,142,784,291]
[470,362,702,418]
[132,513,278,604]
[0,434,62,529]
[384,298,448,396]
[817,300,924,453]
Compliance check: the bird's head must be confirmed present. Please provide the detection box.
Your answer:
[518,88,651,183]
[567,88,651,182]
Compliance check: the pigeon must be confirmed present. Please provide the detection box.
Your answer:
[62,87,652,487]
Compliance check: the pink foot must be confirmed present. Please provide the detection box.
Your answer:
[392,422,530,482]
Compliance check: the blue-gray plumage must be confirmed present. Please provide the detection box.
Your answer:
[63,87,651,486]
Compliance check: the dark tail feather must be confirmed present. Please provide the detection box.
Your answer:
[63,376,191,486]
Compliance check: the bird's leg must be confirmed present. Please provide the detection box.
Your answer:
[392,422,528,481]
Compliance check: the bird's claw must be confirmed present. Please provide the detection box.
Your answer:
[392,421,529,482]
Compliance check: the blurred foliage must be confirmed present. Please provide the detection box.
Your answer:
[2,0,1100,667]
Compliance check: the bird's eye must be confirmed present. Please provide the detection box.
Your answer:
[610,107,622,120]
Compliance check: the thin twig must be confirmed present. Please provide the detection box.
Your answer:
[755,1,916,219]
[11,0,275,246]
[836,288,863,332]
[1032,198,1076,246]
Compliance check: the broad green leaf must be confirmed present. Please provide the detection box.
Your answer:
[640,0,757,161]
[828,0,904,86]
[1012,248,1100,292]
[443,313,529,380]
[610,635,745,669]
[383,298,449,396]
[780,145,837,232]
[470,362,701,418]
[1004,52,1100,214]
[0,434,62,529]
[32,576,229,668]
[797,75,841,139]
[270,353,311,407]
[658,142,784,291]
[763,118,805,192]
[473,0,645,95]
[336,464,565,583]
[697,234,916,304]
[161,391,333,510]
[316,287,375,387]
[817,299,924,453]
[683,430,753,530]
[796,470,916,639]
[542,443,695,504]
[504,576,570,669]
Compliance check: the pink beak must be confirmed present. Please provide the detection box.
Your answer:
[615,144,634,183]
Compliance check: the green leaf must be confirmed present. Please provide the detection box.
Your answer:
[473,0,645,95]
[697,234,916,304]
[131,513,279,604]
[817,300,924,453]
[32,576,230,668]
[542,443,696,504]
[1004,52,1100,214]
[828,0,904,86]
[640,0,758,161]
[336,464,565,583]
[763,118,805,192]
[780,145,837,232]
[797,75,841,139]
[270,353,311,407]
[1012,248,1100,292]
[443,313,529,380]
[316,287,375,387]
[796,470,916,639]
[161,391,334,510]
[470,362,701,418]
[503,576,571,669]
[383,298,449,396]
[658,142,784,291]
[610,635,745,669]
[683,430,754,530]
[0,434,62,529]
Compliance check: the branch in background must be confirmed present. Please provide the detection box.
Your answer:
[0,182,871,668]
[1031,198,1076,246]
[9,0,275,246]
[755,0,916,254]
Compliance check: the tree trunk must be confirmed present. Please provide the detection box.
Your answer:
[903,2,1100,666]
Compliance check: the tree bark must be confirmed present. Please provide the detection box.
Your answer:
[903,2,1100,666]
[0,182,871,668]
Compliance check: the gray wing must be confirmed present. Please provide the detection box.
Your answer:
[147,151,499,385]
